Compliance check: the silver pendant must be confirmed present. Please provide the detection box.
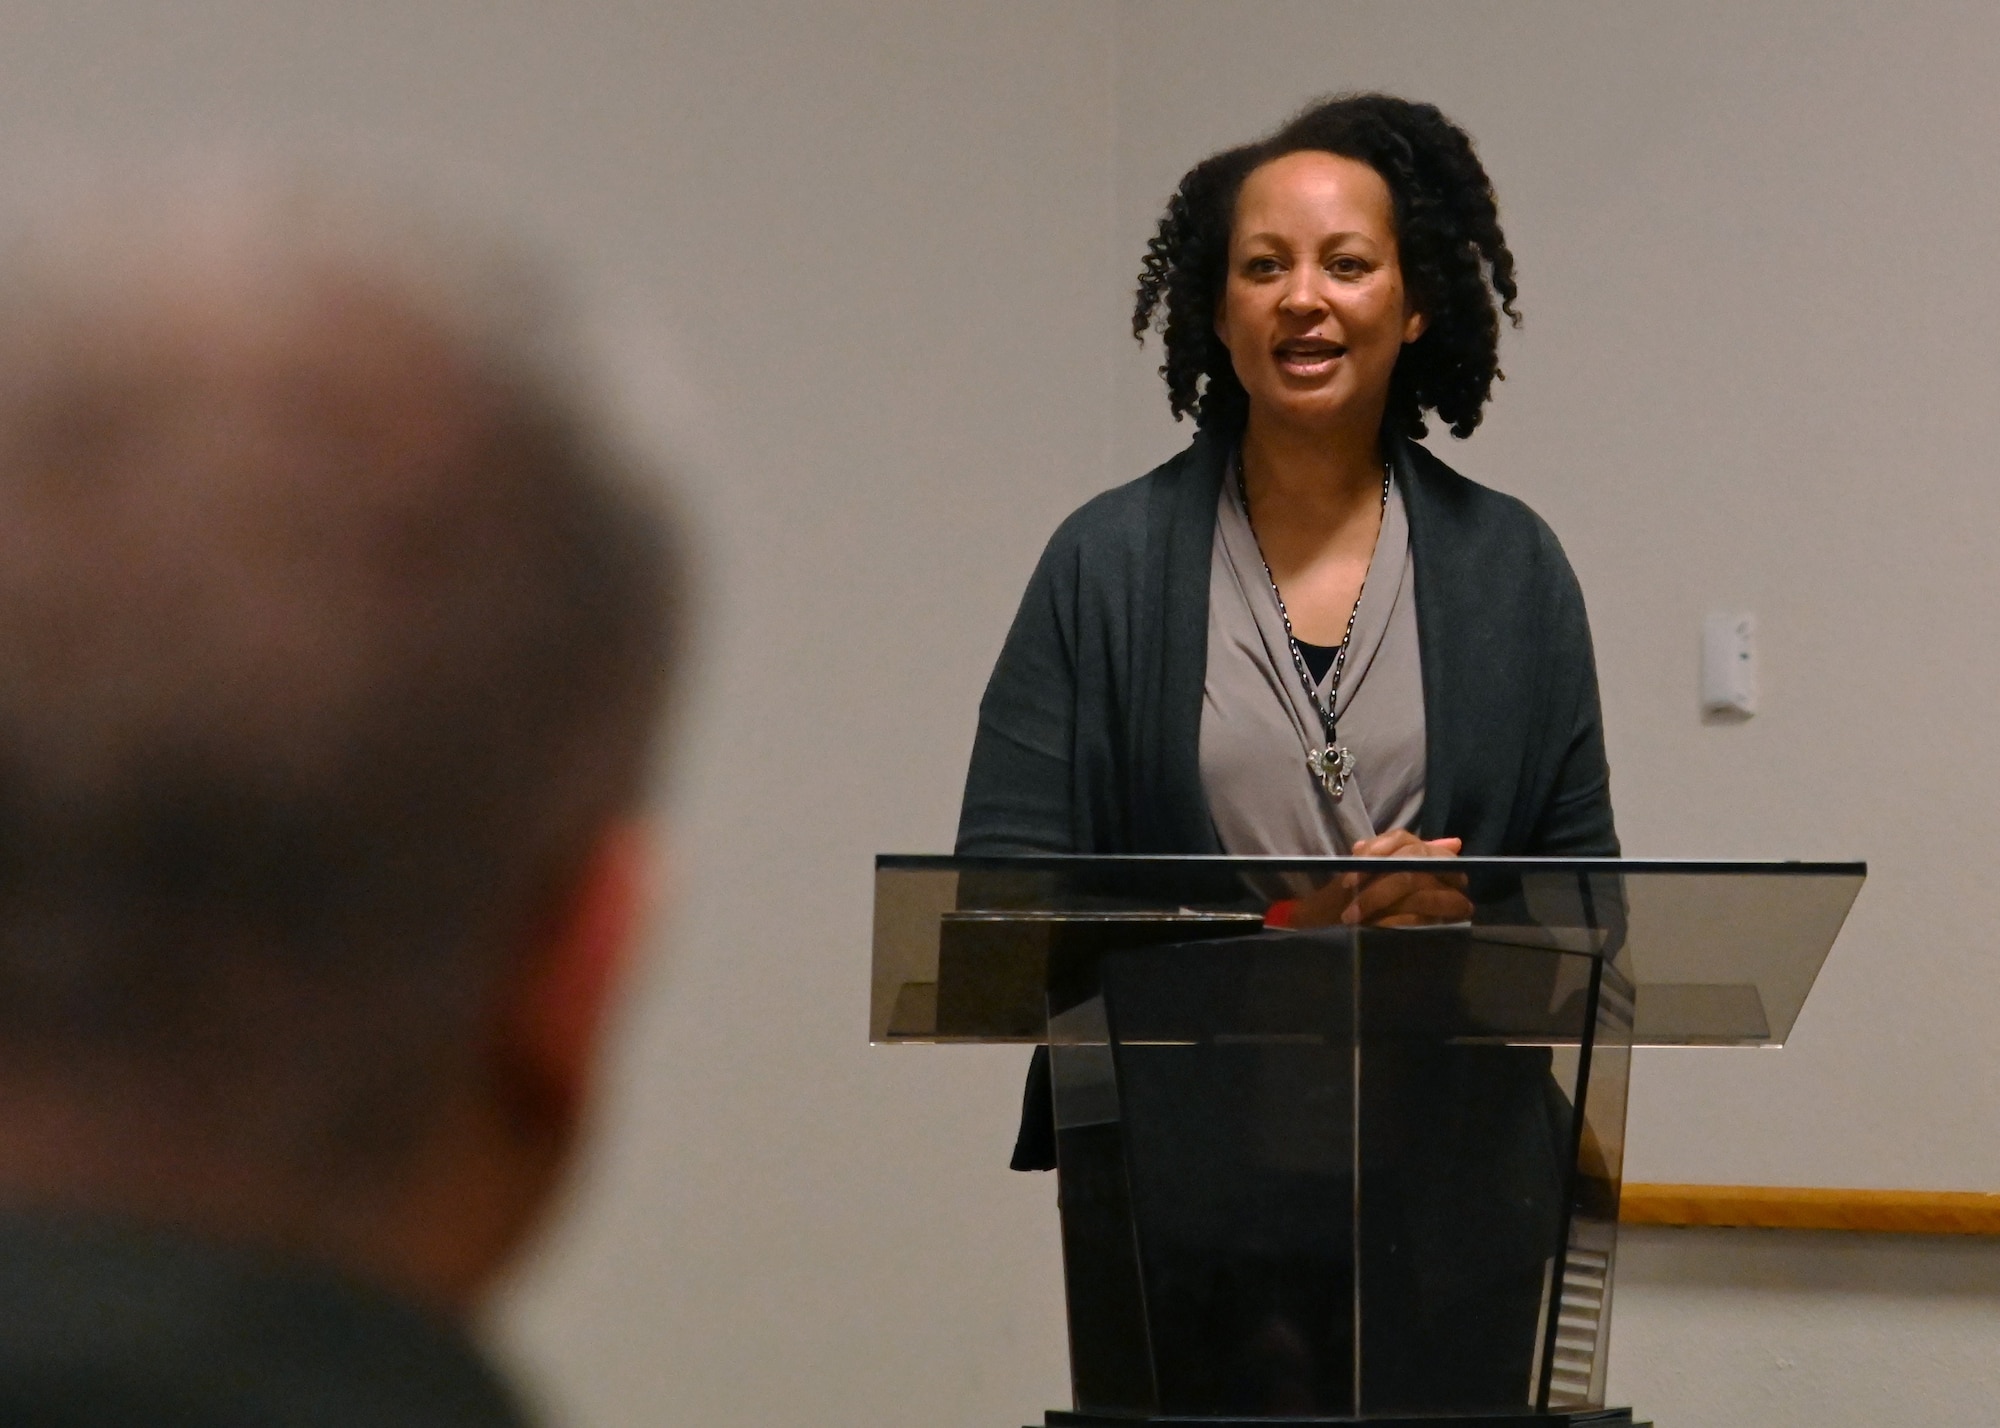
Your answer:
[1309,744,1357,800]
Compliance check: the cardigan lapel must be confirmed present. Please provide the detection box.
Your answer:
[1395,435,1461,843]
[1143,426,1228,855]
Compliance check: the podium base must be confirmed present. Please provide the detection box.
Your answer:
[1043,1410,1648,1428]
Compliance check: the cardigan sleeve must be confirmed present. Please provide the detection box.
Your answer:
[1525,549,1620,857]
[955,526,1080,855]
[954,526,1086,1171]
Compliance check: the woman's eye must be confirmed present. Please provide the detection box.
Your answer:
[1246,257,1282,276]
[1328,257,1367,278]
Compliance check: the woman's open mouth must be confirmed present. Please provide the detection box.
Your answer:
[1274,339,1346,378]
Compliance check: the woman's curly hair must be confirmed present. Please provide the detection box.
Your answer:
[1133,93,1520,441]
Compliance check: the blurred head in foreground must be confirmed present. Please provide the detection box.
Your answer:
[0,173,682,1315]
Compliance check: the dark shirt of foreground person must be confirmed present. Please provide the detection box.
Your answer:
[0,178,684,1427]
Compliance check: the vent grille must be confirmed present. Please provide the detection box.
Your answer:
[1547,1245,1610,1408]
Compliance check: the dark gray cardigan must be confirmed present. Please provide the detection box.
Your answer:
[955,426,1617,860]
[955,428,1618,1170]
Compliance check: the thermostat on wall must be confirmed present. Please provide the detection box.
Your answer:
[1701,611,1757,719]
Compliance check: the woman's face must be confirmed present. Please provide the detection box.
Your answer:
[1215,150,1425,439]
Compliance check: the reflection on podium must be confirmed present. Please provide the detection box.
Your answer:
[873,856,1863,1428]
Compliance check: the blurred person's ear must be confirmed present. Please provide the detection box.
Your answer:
[502,821,656,1132]
[379,820,657,1314]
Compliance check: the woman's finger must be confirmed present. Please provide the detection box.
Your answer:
[1356,898,1472,928]
[1373,900,1473,927]
[1353,830,1460,860]
[1401,887,1475,921]
[1344,870,1473,924]
[1344,869,1441,922]
[1352,828,1424,858]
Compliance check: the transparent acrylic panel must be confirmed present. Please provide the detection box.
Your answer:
[1051,928,1364,1417]
[1348,928,1598,1417]
[1543,953,1635,1412]
[1047,990,1156,1416]
[872,857,1863,1048]
[875,856,1860,1423]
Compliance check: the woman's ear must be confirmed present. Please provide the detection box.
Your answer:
[1402,305,1428,344]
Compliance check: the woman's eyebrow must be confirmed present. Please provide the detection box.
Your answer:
[1238,228,1378,248]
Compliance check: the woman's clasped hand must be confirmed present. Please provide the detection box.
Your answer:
[1277,830,1472,928]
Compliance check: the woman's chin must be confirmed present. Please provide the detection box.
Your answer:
[1251,389,1361,436]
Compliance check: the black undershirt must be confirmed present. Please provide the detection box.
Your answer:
[1296,639,1340,683]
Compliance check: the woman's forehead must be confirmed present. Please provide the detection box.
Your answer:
[1233,151,1395,243]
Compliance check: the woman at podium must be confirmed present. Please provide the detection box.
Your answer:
[958,91,1613,876]
[954,93,1619,1416]
[959,89,1616,1037]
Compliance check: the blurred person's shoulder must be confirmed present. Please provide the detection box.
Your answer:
[0,1210,535,1428]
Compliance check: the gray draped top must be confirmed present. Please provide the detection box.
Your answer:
[1200,463,1426,855]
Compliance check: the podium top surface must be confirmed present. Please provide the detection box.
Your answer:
[880,853,1865,875]
[871,855,1865,1048]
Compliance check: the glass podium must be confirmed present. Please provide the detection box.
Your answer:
[872,856,1864,1428]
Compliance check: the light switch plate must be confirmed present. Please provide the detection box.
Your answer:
[1701,611,1757,718]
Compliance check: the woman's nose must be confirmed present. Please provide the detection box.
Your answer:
[1278,270,1328,316]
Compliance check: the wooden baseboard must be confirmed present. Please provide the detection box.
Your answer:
[1620,1183,2000,1235]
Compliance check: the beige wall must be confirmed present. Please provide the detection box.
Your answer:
[0,3,1996,1427]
